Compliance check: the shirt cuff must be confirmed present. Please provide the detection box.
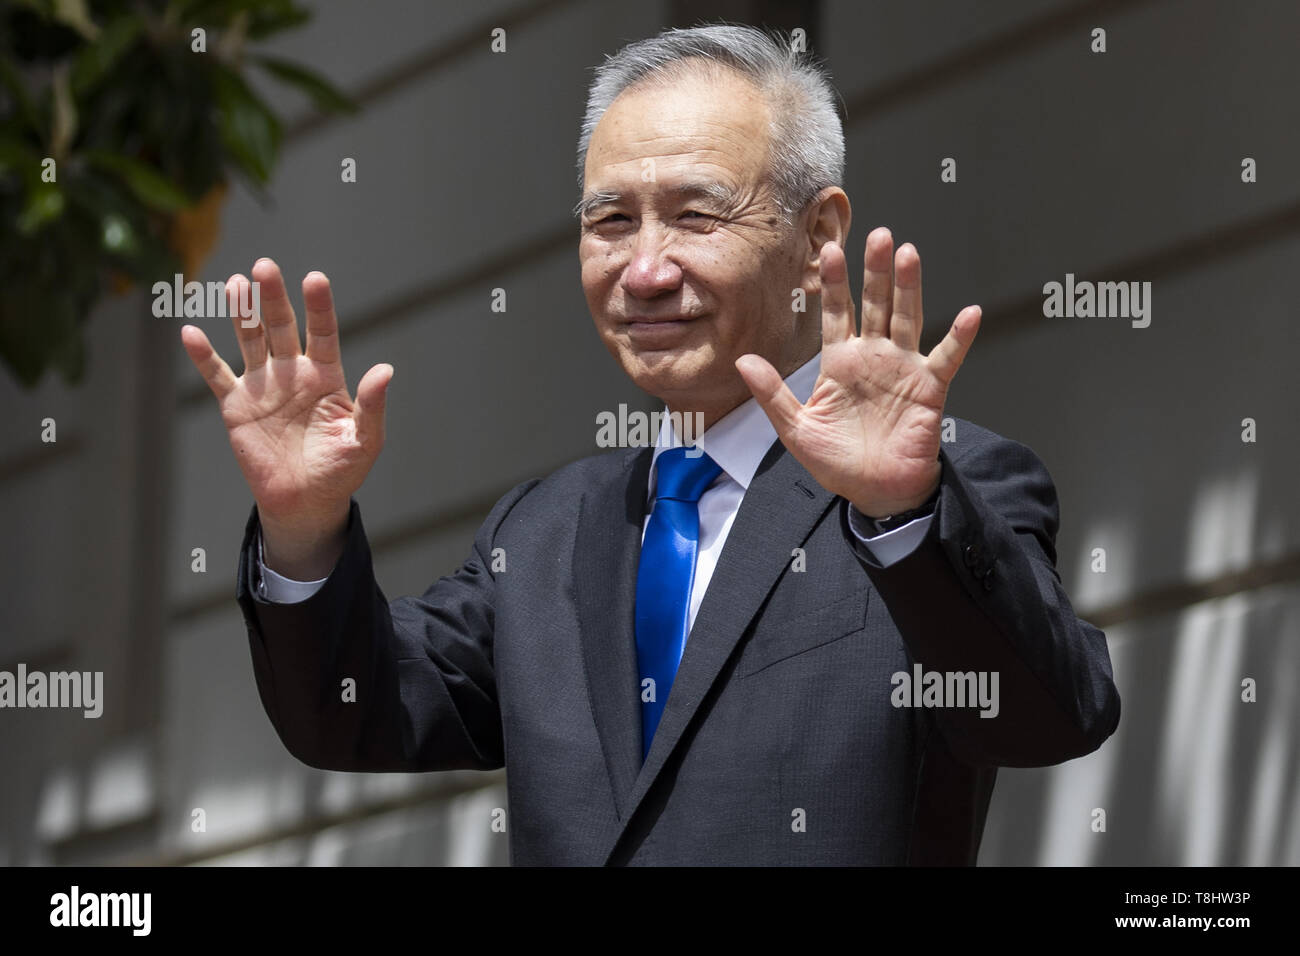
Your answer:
[256,528,330,604]
[846,505,934,567]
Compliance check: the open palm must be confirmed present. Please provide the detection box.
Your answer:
[737,228,980,517]
[180,259,393,530]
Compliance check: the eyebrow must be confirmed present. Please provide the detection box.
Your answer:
[572,180,738,220]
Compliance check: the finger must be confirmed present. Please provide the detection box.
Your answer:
[354,362,394,448]
[302,271,341,366]
[890,242,923,351]
[927,306,981,385]
[251,258,302,359]
[226,274,267,372]
[861,226,893,338]
[735,354,804,443]
[180,324,238,401]
[818,240,854,345]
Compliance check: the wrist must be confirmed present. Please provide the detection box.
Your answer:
[857,487,939,535]
[852,464,942,522]
[258,500,350,578]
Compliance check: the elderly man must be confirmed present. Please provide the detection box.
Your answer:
[182,24,1119,865]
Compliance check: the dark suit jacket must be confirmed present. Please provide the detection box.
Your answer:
[235,417,1120,865]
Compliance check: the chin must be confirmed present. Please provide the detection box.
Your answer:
[621,349,731,406]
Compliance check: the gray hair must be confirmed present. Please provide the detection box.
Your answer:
[575,23,845,222]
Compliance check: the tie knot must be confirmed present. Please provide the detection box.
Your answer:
[654,447,722,503]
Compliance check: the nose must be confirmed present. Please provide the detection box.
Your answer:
[621,221,683,299]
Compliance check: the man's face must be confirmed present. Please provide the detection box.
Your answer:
[579,65,816,420]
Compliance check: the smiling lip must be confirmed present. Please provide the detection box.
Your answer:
[622,314,705,348]
[623,313,700,324]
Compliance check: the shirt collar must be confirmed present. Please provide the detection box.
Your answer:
[649,351,821,495]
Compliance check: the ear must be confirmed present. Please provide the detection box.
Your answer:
[799,186,851,296]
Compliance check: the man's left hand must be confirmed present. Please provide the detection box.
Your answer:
[737,227,981,518]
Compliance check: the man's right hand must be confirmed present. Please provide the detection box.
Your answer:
[180,258,393,581]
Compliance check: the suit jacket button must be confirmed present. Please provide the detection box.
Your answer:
[964,544,981,568]
[982,567,994,590]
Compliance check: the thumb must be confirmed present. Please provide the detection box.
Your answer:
[736,354,803,442]
[355,362,394,446]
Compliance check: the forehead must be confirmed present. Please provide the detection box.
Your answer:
[584,65,771,190]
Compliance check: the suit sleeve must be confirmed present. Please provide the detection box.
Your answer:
[841,434,1121,768]
[235,479,540,773]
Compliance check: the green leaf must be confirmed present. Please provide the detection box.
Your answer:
[17,186,65,233]
[83,150,191,211]
[70,16,143,95]
[244,1,311,40]
[166,0,310,37]
[8,0,53,17]
[0,59,41,134]
[0,137,40,175]
[51,0,99,41]
[50,65,77,159]
[254,55,356,114]
[212,64,281,183]
[46,283,88,385]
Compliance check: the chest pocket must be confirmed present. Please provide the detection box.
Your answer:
[737,588,869,678]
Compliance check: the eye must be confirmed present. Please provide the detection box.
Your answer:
[586,213,629,229]
[680,210,713,220]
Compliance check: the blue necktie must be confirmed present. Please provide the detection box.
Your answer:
[635,447,722,760]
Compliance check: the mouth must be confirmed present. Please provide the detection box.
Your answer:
[621,313,706,349]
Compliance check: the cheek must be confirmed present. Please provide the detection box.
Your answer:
[722,244,801,344]
[580,255,619,304]
[708,232,789,285]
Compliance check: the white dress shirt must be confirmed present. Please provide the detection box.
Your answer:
[257,351,932,606]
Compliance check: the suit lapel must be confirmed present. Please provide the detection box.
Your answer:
[573,446,653,821]
[603,439,837,861]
